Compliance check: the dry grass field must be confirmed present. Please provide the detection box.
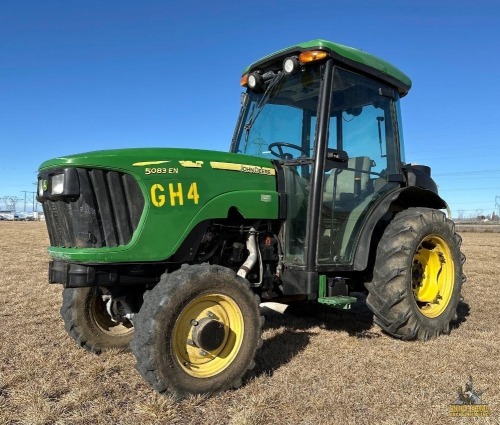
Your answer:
[0,221,498,424]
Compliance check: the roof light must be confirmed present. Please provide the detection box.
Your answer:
[247,72,264,90]
[240,74,249,87]
[283,56,299,74]
[299,50,328,64]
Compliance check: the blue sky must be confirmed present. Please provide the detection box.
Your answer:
[1,0,499,218]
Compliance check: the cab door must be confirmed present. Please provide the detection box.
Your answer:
[318,68,402,265]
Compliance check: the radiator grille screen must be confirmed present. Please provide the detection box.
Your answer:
[42,169,144,248]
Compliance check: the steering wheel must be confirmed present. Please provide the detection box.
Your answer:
[268,142,310,159]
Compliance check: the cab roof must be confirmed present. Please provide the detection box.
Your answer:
[243,39,412,97]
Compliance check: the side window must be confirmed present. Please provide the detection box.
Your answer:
[341,104,388,175]
[318,69,400,265]
[327,101,392,175]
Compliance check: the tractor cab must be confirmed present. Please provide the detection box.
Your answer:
[231,41,408,277]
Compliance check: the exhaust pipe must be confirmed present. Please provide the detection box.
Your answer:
[237,228,257,279]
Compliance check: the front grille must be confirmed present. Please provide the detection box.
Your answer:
[42,169,144,248]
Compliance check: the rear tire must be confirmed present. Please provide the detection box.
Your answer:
[366,207,465,341]
[61,287,134,353]
[131,264,263,397]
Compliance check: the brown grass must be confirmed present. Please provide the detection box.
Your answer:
[0,222,498,424]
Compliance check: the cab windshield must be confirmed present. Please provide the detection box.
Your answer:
[232,67,322,160]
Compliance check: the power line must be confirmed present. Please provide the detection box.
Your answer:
[452,201,497,205]
[408,141,500,156]
[410,152,500,162]
[433,168,500,177]
[439,186,500,192]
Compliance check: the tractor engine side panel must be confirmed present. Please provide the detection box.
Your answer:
[38,148,280,264]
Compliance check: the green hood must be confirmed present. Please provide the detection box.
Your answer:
[39,148,279,263]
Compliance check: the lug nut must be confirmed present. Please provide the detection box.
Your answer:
[187,339,195,346]
[199,349,208,356]
[191,320,199,326]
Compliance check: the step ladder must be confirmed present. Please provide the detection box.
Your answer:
[317,275,356,309]
[317,295,357,309]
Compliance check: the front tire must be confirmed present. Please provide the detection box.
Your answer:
[61,287,134,353]
[366,207,465,341]
[131,264,263,397]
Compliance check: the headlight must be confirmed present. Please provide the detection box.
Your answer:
[247,72,264,90]
[51,174,65,195]
[283,56,299,74]
[37,168,80,200]
[38,179,46,197]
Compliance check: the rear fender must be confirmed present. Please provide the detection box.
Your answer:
[353,186,447,271]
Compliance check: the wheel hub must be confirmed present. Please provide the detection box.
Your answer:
[411,235,455,318]
[173,293,245,378]
[91,294,134,336]
[192,317,226,351]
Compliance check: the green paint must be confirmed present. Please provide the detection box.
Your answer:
[319,274,327,298]
[242,39,411,96]
[40,148,279,263]
[317,295,357,309]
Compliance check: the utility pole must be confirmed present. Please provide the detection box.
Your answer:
[32,182,39,212]
[32,191,36,213]
[21,190,28,212]
[3,196,21,214]
[21,190,38,213]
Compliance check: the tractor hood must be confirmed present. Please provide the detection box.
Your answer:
[38,147,279,263]
[38,147,277,175]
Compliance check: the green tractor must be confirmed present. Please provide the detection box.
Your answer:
[37,39,465,397]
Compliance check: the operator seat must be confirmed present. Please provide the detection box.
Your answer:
[323,156,372,209]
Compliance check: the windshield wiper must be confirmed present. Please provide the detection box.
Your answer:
[244,71,284,150]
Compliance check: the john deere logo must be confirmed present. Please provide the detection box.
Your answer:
[42,180,48,191]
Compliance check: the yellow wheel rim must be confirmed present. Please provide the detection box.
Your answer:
[173,293,244,378]
[412,235,455,318]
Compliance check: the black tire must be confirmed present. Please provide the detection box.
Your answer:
[61,287,134,354]
[366,207,465,341]
[131,264,263,397]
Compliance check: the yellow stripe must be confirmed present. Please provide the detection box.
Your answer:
[132,160,170,166]
[210,161,275,176]
[179,160,204,168]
